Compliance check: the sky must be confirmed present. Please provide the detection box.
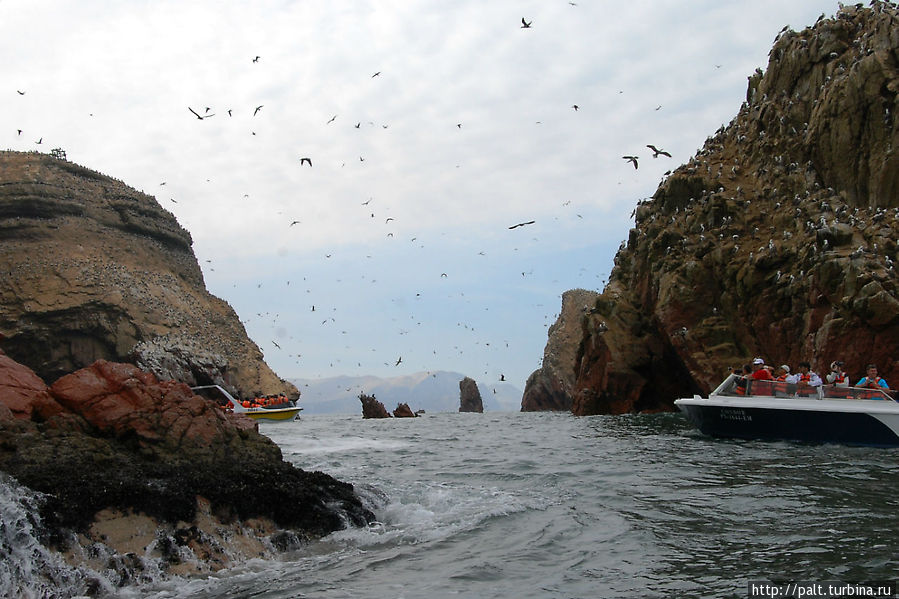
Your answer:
[2,0,840,391]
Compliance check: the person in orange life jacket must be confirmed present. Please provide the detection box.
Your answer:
[774,364,790,382]
[750,357,773,380]
[826,361,849,387]
[856,364,889,389]
[785,361,822,389]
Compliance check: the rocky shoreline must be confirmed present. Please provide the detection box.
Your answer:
[0,350,375,581]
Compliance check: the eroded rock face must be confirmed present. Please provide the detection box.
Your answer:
[526,3,899,415]
[521,289,599,411]
[0,352,374,556]
[458,377,483,413]
[0,151,296,400]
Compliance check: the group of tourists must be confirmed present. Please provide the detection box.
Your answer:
[239,394,292,409]
[736,358,891,392]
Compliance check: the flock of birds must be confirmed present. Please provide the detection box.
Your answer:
[8,9,685,391]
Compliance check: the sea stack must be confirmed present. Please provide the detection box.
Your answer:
[459,377,484,413]
[523,3,899,415]
[359,393,391,418]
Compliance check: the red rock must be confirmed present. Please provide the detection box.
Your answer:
[49,359,257,452]
[0,349,65,421]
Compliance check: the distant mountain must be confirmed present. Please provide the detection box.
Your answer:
[289,371,522,414]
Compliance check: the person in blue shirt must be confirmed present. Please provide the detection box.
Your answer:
[856,364,890,389]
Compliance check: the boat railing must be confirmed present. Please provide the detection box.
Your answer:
[190,384,248,413]
[716,376,896,401]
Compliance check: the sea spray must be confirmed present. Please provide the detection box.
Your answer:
[0,473,112,598]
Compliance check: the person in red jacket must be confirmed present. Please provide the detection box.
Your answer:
[750,357,773,380]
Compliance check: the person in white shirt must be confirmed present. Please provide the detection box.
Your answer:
[786,361,822,395]
[825,360,849,387]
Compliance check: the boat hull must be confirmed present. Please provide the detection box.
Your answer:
[243,407,302,421]
[675,396,899,447]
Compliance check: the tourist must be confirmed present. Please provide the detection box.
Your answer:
[786,361,822,395]
[826,361,849,387]
[774,364,791,382]
[856,364,890,390]
[750,357,773,380]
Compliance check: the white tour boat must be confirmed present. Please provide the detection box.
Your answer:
[675,374,899,446]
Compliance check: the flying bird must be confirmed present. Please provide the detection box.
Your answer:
[521,17,532,28]
[508,220,535,229]
[252,56,260,63]
[572,104,579,111]
[299,157,312,166]
[372,71,381,77]
[647,144,671,158]
[188,107,205,120]
[289,220,301,227]
[35,138,42,145]
[622,155,639,169]
[327,115,337,124]
[253,105,263,116]
[272,341,281,349]
[395,356,403,366]
[16,129,21,136]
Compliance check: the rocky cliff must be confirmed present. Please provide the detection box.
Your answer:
[521,289,599,411]
[0,151,295,399]
[524,3,899,415]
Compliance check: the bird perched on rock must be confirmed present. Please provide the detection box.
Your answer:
[647,144,671,158]
[622,155,639,169]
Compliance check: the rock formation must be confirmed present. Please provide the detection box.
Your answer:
[392,402,418,418]
[524,3,899,415]
[0,351,374,578]
[0,151,295,400]
[521,289,599,411]
[359,392,390,418]
[458,376,483,412]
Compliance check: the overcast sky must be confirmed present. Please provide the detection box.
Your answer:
[2,1,839,390]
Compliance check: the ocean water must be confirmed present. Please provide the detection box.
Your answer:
[3,411,898,598]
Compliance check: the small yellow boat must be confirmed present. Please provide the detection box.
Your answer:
[191,385,302,421]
